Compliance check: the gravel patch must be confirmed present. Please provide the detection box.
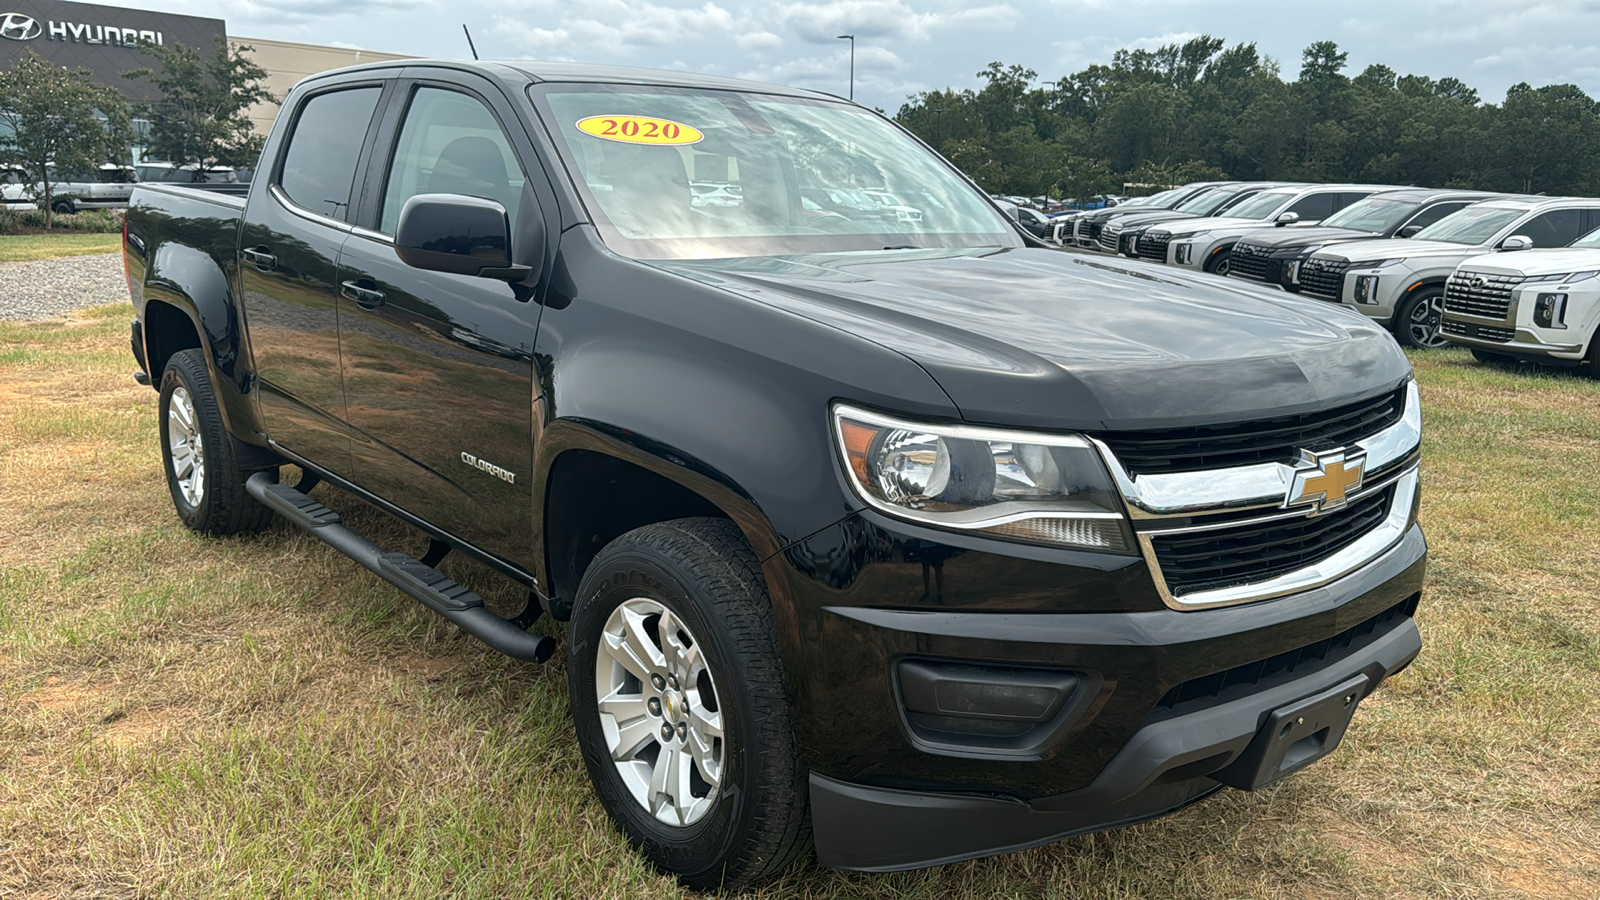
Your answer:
[0,253,126,323]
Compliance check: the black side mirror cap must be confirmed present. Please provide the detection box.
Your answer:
[395,193,532,281]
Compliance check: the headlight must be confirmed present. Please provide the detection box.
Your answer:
[832,405,1133,552]
[1347,257,1403,271]
[1525,270,1598,284]
[1534,293,1569,328]
[1284,260,1301,285]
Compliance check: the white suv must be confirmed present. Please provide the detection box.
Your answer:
[1297,197,1600,348]
[1136,184,1395,274]
[1439,228,1600,372]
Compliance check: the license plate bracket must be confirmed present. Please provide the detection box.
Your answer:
[1212,673,1371,791]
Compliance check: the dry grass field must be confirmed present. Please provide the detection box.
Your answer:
[2,304,1598,899]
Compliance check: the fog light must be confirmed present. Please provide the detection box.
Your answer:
[1535,293,1568,329]
[1355,275,1379,304]
[1175,244,1192,265]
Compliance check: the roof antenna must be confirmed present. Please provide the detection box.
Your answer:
[462,24,479,60]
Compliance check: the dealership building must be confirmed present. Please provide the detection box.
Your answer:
[0,0,410,159]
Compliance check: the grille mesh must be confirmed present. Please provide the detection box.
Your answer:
[1228,242,1272,281]
[1096,387,1407,476]
[1299,258,1353,299]
[1149,486,1394,596]
[1443,270,1525,320]
[1138,232,1172,263]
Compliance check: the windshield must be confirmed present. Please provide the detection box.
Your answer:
[1174,188,1230,214]
[1221,189,1296,220]
[1568,226,1600,248]
[1319,197,1417,233]
[1412,205,1526,245]
[535,85,1017,259]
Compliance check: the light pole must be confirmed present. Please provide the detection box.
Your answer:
[836,34,854,101]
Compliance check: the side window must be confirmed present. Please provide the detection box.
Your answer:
[379,87,524,235]
[1514,209,1585,248]
[278,87,383,221]
[1286,192,1336,220]
[1334,191,1374,211]
[1402,201,1467,232]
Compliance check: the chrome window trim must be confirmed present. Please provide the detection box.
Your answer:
[1141,465,1419,610]
[1095,380,1420,520]
[351,225,394,244]
[270,184,355,235]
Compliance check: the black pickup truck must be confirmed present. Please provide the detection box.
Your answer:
[124,60,1427,888]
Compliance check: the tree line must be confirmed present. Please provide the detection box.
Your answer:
[894,36,1600,201]
[0,40,269,225]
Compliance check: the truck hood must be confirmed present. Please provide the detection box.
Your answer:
[660,248,1410,432]
[1317,237,1485,263]
[1453,247,1600,277]
[1235,225,1378,250]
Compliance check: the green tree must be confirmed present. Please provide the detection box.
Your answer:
[129,38,272,179]
[0,51,131,227]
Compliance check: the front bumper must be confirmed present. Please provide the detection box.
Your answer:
[812,574,1423,870]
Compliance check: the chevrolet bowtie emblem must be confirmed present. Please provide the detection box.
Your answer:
[1286,448,1366,515]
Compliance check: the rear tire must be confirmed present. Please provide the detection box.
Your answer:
[1395,287,1449,349]
[158,349,276,535]
[51,199,73,215]
[568,517,810,890]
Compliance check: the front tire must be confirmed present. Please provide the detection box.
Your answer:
[1395,287,1449,349]
[51,199,74,215]
[568,518,810,890]
[158,349,276,535]
[1204,247,1232,276]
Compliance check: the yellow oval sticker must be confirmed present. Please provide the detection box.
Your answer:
[576,115,703,146]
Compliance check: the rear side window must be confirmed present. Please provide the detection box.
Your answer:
[1286,192,1337,220]
[1403,201,1468,232]
[278,87,382,221]
[1515,209,1586,248]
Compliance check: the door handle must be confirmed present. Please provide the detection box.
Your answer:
[341,279,386,310]
[242,247,276,270]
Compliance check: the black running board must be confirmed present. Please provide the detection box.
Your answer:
[246,472,555,663]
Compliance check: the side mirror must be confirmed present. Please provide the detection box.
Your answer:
[1500,235,1533,252]
[1274,211,1300,226]
[395,193,531,280]
[1397,225,1423,238]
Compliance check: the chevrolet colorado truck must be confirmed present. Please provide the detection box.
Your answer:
[1138,184,1397,275]
[1440,225,1600,371]
[1228,189,1504,292]
[124,60,1427,888]
[1297,196,1600,349]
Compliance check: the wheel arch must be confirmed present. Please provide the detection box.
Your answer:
[535,419,784,620]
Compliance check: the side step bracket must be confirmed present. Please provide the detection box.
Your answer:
[247,473,555,663]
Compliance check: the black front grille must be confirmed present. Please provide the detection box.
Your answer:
[1149,485,1394,597]
[1086,219,1107,242]
[1444,270,1524,320]
[1299,258,1352,299]
[1154,595,1419,713]
[1229,242,1272,281]
[1138,232,1171,263]
[1097,387,1406,476]
[1441,319,1515,343]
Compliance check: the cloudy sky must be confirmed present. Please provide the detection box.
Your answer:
[150,0,1600,111]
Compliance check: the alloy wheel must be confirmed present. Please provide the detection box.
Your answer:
[1409,294,1449,348]
[595,597,725,826]
[167,385,206,507]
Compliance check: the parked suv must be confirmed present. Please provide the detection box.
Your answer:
[39,163,137,214]
[1297,197,1600,348]
[1228,189,1505,291]
[1069,182,1221,247]
[1096,182,1288,256]
[1139,184,1398,274]
[1439,225,1600,371]
[123,59,1426,888]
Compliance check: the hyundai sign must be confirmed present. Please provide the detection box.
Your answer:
[0,0,225,100]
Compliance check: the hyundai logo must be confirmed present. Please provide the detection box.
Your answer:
[1470,275,1487,289]
[0,13,40,40]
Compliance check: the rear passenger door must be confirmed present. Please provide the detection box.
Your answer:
[239,80,388,473]
[335,73,556,569]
